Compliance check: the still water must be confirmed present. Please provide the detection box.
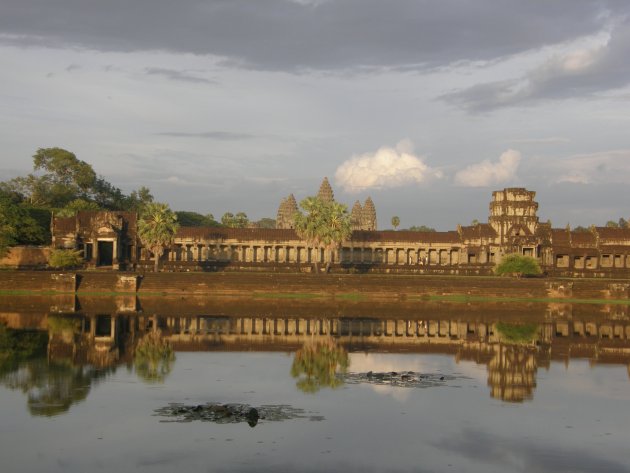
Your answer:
[1,295,629,473]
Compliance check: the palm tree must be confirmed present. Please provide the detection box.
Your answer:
[391,216,400,230]
[138,202,179,272]
[294,196,351,273]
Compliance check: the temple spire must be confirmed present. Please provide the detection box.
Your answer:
[317,177,335,203]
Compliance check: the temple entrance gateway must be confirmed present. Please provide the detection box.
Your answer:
[97,241,114,267]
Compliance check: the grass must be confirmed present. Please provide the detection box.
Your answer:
[252,292,322,300]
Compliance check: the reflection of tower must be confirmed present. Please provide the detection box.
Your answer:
[487,344,538,403]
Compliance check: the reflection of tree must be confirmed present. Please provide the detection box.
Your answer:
[291,338,349,393]
[133,330,175,383]
[1,322,119,416]
[487,344,537,403]
[0,359,115,416]
[0,324,47,370]
[495,322,539,345]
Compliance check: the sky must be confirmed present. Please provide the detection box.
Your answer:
[1,0,629,230]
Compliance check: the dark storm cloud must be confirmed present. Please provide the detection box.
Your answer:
[144,67,216,84]
[442,19,630,111]
[1,0,628,71]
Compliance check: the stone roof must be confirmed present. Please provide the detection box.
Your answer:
[351,230,461,244]
[594,227,630,241]
[459,224,497,240]
[176,227,300,242]
[53,216,76,234]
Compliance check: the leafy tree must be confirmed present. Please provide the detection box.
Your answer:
[1,148,127,210]
[126,186,154,213]
[290,339,349,393]
[175,211,219,227]
[0,193,47,256]
[221,211,249,228]
[391,216,400,230]
[293,196,351,273]
[408,225,436,232]
[48,249,84,269]
[255,217,276,229]
[495,253,542,278]
[56,198,101,217]
[606,220,620,228]
[619,218,628,229]
[138,203,179,272]
[573,226,589,233]
[471,219,480,226]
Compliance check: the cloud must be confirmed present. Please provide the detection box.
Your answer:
[156,131,256,140]
[144,67,215,84]
[443,20,630,111]
[0,0,625,72]
[544,149,630,184]
[507,136,570,145]
[334,140,442,193]
[454,149,521,187]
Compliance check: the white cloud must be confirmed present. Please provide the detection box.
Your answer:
[334,140,442,193]
[454,149,521,187]
[546,149,630,184]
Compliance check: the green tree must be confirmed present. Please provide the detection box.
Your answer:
[1,148,128,210]
[408,225,436,232]
[0,193,47,256]
[138,203,179,272]
[126,186,154,213]
[255,217,276,229]
[56,198,101,217]
[619,218,628,229]
[175,211,219,227]
[391,216,400,230]
[48,249,84,269]
[221,211,249,228]
[495,253,542,278]
[606,220,620,228]
[294,196,351,273]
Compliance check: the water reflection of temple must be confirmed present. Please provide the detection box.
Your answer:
[3,302,630,404]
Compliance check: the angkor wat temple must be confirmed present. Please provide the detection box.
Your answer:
[51,179,630,277]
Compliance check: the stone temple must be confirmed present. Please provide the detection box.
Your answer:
[51,181,630,277]
[276,177,376,231]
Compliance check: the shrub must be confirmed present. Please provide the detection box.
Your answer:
[495,253,541,277]
[48,249,84,269]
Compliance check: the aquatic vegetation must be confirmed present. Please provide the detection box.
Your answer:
[154,403,323,427]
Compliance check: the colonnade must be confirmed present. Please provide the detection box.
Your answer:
[163,241,465,266]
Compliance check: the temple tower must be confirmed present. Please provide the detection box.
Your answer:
[317,177,335,203]
[276,194,298,229]
[362,197,377,231]
[350,201,363,231]
[488,188,539,246]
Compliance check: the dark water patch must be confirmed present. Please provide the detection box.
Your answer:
[154,402,323,426]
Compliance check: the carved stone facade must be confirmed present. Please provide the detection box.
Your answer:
[52,211,137,269]
[51,188,630,276]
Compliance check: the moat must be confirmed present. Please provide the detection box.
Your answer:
[1,295,630,473]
